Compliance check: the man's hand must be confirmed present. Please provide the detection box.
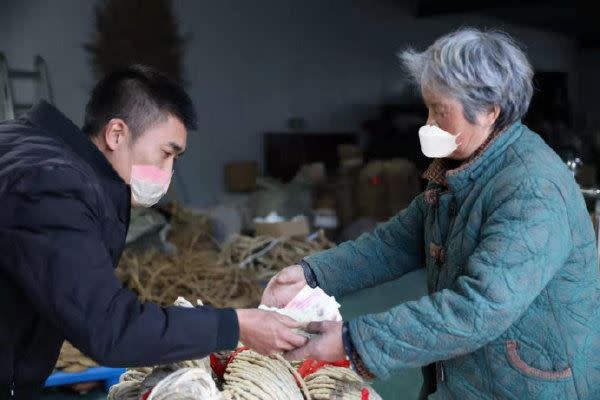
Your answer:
[261,265,307,308]
[236,309,308,355]
[283,321,345,361]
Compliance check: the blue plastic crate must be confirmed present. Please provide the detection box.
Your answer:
[45,367,126,391]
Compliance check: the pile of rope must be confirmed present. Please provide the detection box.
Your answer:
[109,365,219,400]
[305,366,379,400]
[117,207,334,307]
[108,297,219,400]
[106,297,380,400]
[163,203,215,253]
[110,348,380,400]
[116,204,260,308]
[220,349,309,400]
[219,231,335,281]
[116,247,263,308]
[54,341,98,373]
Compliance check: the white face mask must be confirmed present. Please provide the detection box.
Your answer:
[418,125,461,158]
[130,165,172,207]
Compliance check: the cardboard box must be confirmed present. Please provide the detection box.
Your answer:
[225,161,258,192]
[254,217,310,238]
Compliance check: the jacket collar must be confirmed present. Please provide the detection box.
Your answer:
[423,121,524,192]
[25,101,131,222]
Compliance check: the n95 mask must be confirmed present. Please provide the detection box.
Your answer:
[418,125,460,158]
[130,165,172,207]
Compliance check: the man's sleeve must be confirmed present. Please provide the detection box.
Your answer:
[0,166,239,367]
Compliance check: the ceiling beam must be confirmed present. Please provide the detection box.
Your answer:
[415,0,562,17]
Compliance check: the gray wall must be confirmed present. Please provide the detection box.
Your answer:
[0,0,580,206]
[577,49,600,131]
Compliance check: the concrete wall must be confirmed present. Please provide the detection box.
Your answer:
[0,0,580,205]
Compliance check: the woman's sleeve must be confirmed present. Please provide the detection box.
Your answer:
[305,193,426,298]
[346,177,572,379]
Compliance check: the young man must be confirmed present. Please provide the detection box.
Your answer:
[0,65,306,398]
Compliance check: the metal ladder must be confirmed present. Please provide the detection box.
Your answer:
[0,52,53,120]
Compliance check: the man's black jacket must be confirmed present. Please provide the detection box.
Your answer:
[0,102,238,398]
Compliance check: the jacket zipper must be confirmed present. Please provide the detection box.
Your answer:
[444,199,458,251]
[10,358,17,399]
[434,196,458,292]
[438,199,458,386]
[432,198,456,387]
[9,376,15,399]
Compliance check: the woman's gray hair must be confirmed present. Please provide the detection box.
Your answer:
[400,28,534,132]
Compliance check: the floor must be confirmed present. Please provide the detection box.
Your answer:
[41,269,428,400]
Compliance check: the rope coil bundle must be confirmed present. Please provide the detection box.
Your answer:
[305,366,381,400]
[109,346,381,400]
[146,368,220,400]
[220,349,309,400]
[107,297,380,400]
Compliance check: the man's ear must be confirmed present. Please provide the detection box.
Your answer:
[103,118,129,151]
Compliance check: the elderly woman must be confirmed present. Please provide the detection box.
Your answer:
[262,28,600,399]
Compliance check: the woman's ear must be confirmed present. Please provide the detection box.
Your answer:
[482,105,501,131]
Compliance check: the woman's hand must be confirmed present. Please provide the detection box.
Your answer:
[261,265,307,308]
[283,321,345,361]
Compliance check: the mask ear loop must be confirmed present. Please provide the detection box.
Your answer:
[161,169,174,197]
[450,133,462,152]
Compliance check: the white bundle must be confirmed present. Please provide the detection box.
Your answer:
[107,380,141,400]
[147,367,221,400]
[140,368,173,395]
[259,285,342,338]
[261,286,341,322]
[109,297,217,399]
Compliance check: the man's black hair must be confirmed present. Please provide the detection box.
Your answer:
[82,65,197,139]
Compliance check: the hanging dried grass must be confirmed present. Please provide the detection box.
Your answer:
[85,0,186,82]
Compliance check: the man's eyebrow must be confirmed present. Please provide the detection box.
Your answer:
[168,142,185,155]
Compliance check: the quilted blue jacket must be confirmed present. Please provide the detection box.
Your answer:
[307,122,600,399]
